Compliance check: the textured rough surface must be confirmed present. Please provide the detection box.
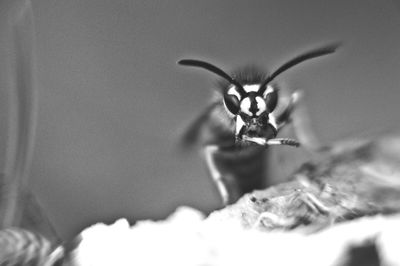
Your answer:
[211,135,400,232]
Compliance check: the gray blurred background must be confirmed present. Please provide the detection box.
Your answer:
[26,0,400,239]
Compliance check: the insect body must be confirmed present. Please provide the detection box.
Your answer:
[178,44,339,206]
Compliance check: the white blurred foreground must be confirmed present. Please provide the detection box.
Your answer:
[70,206,400,266]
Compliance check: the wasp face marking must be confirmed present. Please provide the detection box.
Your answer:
[243,84,259,93]
[262,85,275,97]
[227,86,243,100]
[240,94,267,117]
[225,84,271,116]
[235,115,246,138]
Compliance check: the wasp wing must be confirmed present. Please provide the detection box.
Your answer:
[179,98,237,150]
[179,101,221,148]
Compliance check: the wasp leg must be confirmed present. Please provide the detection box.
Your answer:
[275,90,302,131]
[272,90,329,152]
[289,92,331,152]
[243,136,299,147]
[266,138,300,147]
[203,145,230,205]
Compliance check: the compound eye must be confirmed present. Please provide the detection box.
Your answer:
[264,87,278,112]
[223,93,240,115]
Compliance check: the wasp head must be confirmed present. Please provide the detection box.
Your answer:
[223,83,279,143]
[178,43,340,146]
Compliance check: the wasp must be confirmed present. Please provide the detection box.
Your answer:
[178,44,339,206]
